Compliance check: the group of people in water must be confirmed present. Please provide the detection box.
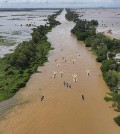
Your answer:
[64,81,71,88]
[53,55,86,101]
[40,44,86,102]
[41,89,84,102]
[52,71,63,78]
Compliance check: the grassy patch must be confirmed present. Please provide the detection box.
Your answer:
[104,96,113,102]
[0,37,16,46]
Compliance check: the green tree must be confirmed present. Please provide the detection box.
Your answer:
[114,116,120,126]
[101,60,117,73]
[85,37,93,47]
[104,70,119,91]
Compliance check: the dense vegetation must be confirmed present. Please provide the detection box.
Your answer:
[65,9,120,125]
[65,9,79,22]
[71,19,97,41]
[0,9,62,101]
[114,116,120,126]
[48,13,61,27]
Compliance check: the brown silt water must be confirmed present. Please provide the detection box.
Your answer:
[0,10,120,134]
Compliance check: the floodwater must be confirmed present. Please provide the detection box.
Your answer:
[75,9,120,39]
[0,10,120,134]
[0,10,57,57]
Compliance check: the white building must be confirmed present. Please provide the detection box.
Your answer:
[115,53,120,59]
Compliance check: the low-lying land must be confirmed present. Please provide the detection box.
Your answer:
[65,9,120,126]
[0,9,62,101]
[74,8,120,39]
[0,36,16,46]
[0,9,60,57]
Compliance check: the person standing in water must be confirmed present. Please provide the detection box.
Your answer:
[53,72,57,78]
[69,84,71,88]
[72,59,76,64]
[66,83,69,87]
[64,81,66,86]
[72,74,77,82]
[41,96,44,101]
[60,72,63,78]
[82,95,84,101]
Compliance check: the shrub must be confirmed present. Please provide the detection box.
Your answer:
[114,116,120,126]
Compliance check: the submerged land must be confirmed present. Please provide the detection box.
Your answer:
[0,8,120,134]
[0,9,58,57]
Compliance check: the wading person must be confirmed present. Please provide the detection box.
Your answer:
[82,95,84,101]
[64,81,66,86]
[60,72,63,78]
[41,96,44,101]
[66,83,69,87]
[69,84,71,88]
[72,59,76,64]
[72,74,77,82]
[53,71,57,78]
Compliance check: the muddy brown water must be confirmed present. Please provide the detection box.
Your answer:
[0,10,120,134]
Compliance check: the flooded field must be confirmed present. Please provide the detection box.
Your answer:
[0,9,57,57]
[74,8,120,39]
[0,10,120,134]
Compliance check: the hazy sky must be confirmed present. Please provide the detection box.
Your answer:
[0,0,120,7]
[0,0,120,3]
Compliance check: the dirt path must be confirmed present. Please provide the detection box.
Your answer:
[0,10,120,134]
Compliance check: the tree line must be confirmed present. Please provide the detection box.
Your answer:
[65,9,120,126]
[0,9,63,101]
